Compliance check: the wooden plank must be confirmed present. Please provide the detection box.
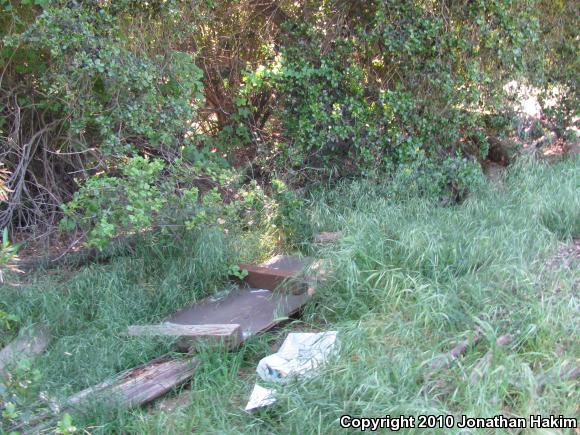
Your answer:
[127,323,241,338]
[259,255,311,273]
[167,255,317,346]
[239,263,307,294]
[0,325,50,375]
[127,323,243,351]
[11,356,199,433]
[68,356,199,407]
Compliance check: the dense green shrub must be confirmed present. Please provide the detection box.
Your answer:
[0,1,207,234]
[237,0,541,183]
[60,156,238,248]
[60,155,309,248]
[9,4,203,151]
[1,0,577,245]
[534,0,578,134]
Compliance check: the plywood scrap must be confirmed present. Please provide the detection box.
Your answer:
[167,256,317,345]
[127,323,242,351]
[240,255,317,295]
[238,264,307,294]
[259,255,312,273]
[167,286,310,340]
[259,255,329,294]
[0,324,50,375]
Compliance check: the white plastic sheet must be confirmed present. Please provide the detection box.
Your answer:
[245,384,276,411]
[245,331,338,411]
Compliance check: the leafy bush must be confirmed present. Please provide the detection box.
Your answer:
[236,0,541,184]
[0,307,19,347]
[1,0,577,244]
[270,179,312,246]
[9,4,204,151]
[0,1,205,234]
[390,156,486,202]
[533,0,578,133]
[61,156,240,248]
[60,157,166,248]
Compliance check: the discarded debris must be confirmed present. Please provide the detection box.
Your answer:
[168,255,316,340]
[245,384,276,411]
[245,331,339,411]
[12,255,323,428]
[257,331,339,382]
[240,255,316,295]
[127,323,243,351]
[239,263,309,295]
[10,356,199,433]
[259,255,314,273]
[67,356,199,408]
[168,286,310,341]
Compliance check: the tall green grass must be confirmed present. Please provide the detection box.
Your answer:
[1,157,578,433]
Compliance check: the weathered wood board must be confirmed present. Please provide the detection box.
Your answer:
[127,323,243,351]
[67,356,199,408]
[259,255,313,274]
[10,255,319,432]
[238,264,303,293]
[11,356,199,434]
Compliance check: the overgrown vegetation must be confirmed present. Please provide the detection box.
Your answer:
[0,0,577,246]
[0,158,578,432]
[0,0,578,432]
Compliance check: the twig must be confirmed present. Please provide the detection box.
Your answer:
[429,327,482,373]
